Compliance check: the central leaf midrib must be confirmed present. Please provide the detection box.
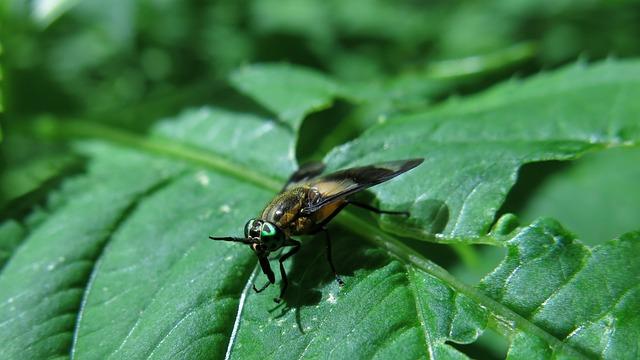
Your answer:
[45,119,588,358]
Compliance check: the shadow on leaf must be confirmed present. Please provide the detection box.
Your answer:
[268,226,390,331]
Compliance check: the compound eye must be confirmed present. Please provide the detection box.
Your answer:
[244,219,255,238]
[261,223,276,237]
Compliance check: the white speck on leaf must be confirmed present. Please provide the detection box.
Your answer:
[198,209,212,220]
[220,204,231,213]
[249,122,275,140]
[327,292,337,304]
[195,171,210,186]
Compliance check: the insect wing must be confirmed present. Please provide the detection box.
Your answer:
[301,158,423,214]
[280,162,326,193]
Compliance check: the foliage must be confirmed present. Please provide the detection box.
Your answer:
[2,1,640,359]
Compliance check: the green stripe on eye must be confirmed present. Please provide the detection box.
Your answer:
[261,223,276,237]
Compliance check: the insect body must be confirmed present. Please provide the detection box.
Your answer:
[210,158,423,302]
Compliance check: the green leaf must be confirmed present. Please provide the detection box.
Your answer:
[0,143,185,358]
[0,220,24,269]
[2,61,640,360]
[518,147,640,245]
[325,60,640,240]
[229,63,349,130]
[0,108,291,359]
[0,153,80,211]
[482,218,640,359]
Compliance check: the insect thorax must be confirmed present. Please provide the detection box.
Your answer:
[263,187,327,234]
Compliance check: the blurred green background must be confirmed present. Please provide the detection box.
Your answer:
[5,0,640,126]
[3,1,640,357]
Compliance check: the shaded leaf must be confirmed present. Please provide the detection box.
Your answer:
[0,220,24,269]
[0,153,80,211]
[229,63,349,129]
[519,147,640,245]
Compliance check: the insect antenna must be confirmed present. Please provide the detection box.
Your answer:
[209,236,254,244]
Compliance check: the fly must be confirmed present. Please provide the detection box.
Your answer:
[209,158,424,302]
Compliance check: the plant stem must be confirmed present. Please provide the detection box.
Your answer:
[335,211,587,359]
[30,118,283,192]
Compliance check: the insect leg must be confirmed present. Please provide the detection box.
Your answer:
[253,281,271,293]
[274,239,301,303]
[348,200,409,217]
[322,227,345,287]
[253,255,276,294]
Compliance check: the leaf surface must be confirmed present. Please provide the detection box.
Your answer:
[482,218,640,359]
[1,61,639,360]
[324,60,640,239]
[230,64,349,130]
[0,220,23,269]
[518,147,640,245]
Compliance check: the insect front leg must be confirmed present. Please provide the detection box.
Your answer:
[322,227,344,286]
[274,239,301,303]
[348,200,410,217]
[254,255,275,293]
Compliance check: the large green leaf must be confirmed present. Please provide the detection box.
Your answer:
[482,217,640,359]
[1,61,640,360]
[325,60,640,240]
[230,64,350,130]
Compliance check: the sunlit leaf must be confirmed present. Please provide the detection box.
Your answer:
[1,61,640,360]
[325,60,640,239]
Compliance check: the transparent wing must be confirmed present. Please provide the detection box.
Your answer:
[300,158,423,214]
[280,162,325,193]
